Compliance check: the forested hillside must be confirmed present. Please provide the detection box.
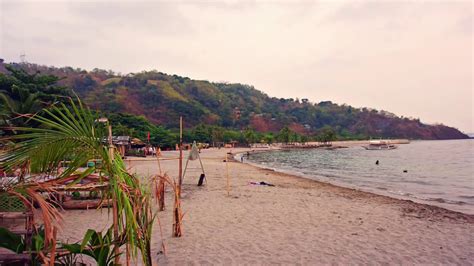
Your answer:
[0,60,468,145]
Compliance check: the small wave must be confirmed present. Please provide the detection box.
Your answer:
[388,190,413,197]
[426,198,467,205]
[398,179,434,186]
[459,195,474,199]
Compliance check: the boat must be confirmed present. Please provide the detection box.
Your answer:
[363,140,397,150]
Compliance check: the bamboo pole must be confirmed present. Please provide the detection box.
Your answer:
[109,124,120,265]
[178,116,183,198]
[226,153,230,196]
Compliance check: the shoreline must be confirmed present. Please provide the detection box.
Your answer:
[232,149,474,220]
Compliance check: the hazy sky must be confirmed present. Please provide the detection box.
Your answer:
[1,0,472,132]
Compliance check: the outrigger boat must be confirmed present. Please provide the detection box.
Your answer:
[363,140,397,150]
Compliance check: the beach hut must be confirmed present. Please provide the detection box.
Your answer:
[112,136,131,157]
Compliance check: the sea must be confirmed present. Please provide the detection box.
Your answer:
[246,139,474,215]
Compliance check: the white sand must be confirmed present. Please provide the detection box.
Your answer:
[58,147,474,265]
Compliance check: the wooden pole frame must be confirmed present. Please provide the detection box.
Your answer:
[182,141,206,184]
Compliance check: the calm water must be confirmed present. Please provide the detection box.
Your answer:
[247,140,474,214]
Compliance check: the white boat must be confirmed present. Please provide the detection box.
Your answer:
[363,140,397,150]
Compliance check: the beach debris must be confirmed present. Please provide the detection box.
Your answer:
[249,181,275,187]
[403,170,408,173]
[376,160,379,165]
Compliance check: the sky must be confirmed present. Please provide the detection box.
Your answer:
[1,0,473,132]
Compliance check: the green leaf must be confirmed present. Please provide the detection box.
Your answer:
[0,227,25,253]
[80,229,95,251]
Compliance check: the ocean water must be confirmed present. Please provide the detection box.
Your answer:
[247,140,474,214]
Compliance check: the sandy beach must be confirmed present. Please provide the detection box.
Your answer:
[58,147,474,265]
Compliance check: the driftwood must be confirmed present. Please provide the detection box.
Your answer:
[61,199,112,210]
[0,211,32,220]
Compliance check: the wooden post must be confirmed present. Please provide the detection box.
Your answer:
[178,116,183,198]
[108,125,114,161]
[226,153,230,196]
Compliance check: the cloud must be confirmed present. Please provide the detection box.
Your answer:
[0,0,472,132]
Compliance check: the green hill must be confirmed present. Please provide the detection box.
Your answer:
[1,61,469,142]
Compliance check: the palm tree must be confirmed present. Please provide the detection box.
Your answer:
[1,98,156,265]
[0,66,71,136]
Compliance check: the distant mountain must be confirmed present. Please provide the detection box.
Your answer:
[1,60,469,140]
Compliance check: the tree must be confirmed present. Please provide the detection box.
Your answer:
[317,126,336,143]
[0,66,71,135]
[262,133,274,144]
[210,126,224,146]
[150,126,177,148]
[300,135,309,144]
[191,124,211,143]
[222,130,241,143]
[243,127,258,145]
[277,126,292,144]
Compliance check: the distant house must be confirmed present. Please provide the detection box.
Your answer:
[112,136,131,157]
[225,140,239,148]
[130,138,145,148]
